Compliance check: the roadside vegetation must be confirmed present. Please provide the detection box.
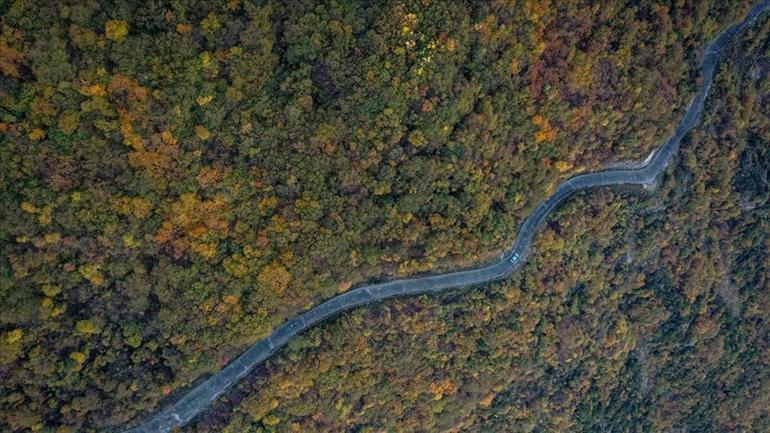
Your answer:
[185,14,770,433]
[0,1,764,432]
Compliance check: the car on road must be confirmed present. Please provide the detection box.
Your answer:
[510,253,520,264]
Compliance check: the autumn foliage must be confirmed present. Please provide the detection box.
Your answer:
[0,1,764,432]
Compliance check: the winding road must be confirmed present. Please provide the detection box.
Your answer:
[123,2,770,432]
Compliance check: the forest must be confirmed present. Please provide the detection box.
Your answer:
[0,1,766,432]
[183,14,770,432]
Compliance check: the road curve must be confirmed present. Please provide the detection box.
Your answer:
[122,2,770,432]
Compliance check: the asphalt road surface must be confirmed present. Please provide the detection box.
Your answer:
[122,2,770,432]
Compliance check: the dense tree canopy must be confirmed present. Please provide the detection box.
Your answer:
[0,1,764,432]
[183,15,770,433]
